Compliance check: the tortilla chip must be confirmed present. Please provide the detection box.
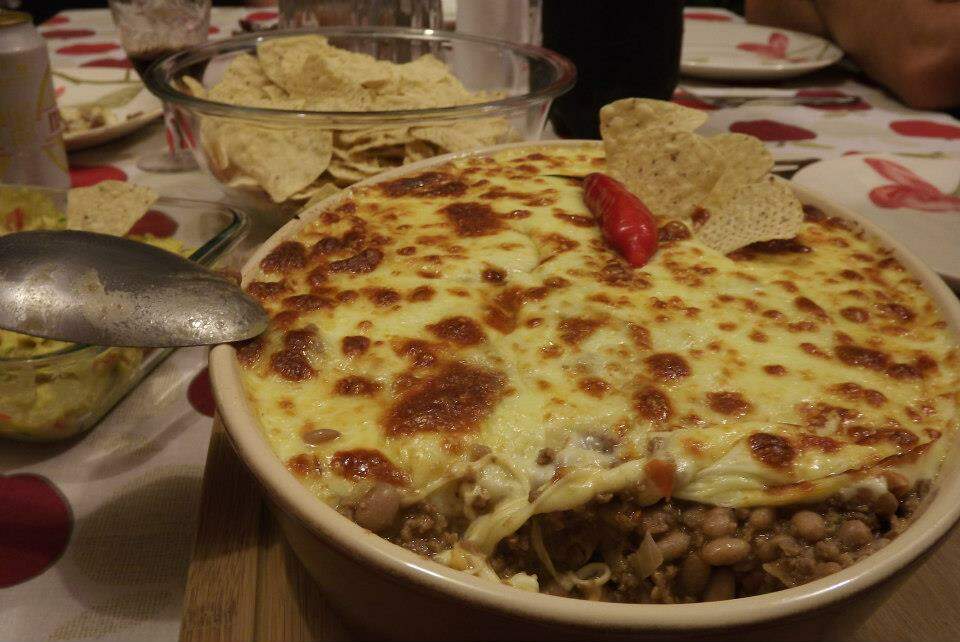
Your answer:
[693,175,804,255]
[67,181,157,236]
[210,122,333,203]
[185,35,514,205]
[411,118,509,153]
[180,75,206,99]
[296,182,342,211]
[600,98,707,142]
[404,140,437,163]
[703,133,774,204]
[605,127,723,218]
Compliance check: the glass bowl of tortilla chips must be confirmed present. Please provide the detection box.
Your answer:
[145,27,576,223]
[0,182,246,442]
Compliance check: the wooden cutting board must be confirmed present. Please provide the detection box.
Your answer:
[178,418,350,642]
[179,418,960,642]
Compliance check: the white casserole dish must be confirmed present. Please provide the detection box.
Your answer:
[209,140,960,640]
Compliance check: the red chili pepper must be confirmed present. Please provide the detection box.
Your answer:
[582,173,658,267]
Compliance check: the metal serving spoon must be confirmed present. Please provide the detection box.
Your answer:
[0,230,267,348]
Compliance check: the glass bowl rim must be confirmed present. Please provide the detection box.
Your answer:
[144,25,577,124]
[0,191,246,365]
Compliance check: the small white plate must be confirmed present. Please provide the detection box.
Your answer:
[681,22,843,81]
[792,154,960,287]
[54,67,163,152]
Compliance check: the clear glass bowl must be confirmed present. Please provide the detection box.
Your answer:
[144,26,576,224]
[0,185,247,441]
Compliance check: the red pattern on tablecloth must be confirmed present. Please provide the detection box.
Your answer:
[128,210,179,238]
[42,28,96,39]
[0,474,73,589]
[187,369,216,418]
[80,57,133,68]
[729,119,817,142]
[57,42,121,55]
[684,11,733,21]
[245,10,279,21]
[69,164,128,187]
[890,119,960,140]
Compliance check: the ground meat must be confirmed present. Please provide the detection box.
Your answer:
[386,503,465,558]
[371,477,927,604]
[483,484,928,604]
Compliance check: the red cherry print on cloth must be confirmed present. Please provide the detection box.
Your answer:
[56,43,121,56]
[81,57,132,69]
[42,28,95,40]
[671,90,718,111]
[890,120,960,140]
[737,32,792,60]
[208,25,220,35]
[684,12,732,21]
[55,86,66,98]
[70,164,127,187]
[188,368,216,417]
[245,10,278,21]
[864,157,960,213]
[796,89,871,111]
[44,14,70,25]
[0,474,73,588]
[128,210,179,238]
[729,119,816,142]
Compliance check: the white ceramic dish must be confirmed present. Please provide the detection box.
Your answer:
[209,140,960,641]
[792,153,960,289]
[54,67,163,152]
[681,22,843,81]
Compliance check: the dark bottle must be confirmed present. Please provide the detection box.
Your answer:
[542,0,684,139]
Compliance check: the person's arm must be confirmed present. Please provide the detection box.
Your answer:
[814,0,960,110]
[746,0,960,110]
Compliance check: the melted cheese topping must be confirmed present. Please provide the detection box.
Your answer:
[238,144,960,557]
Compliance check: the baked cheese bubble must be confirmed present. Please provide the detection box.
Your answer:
[236,143,959,602]
[181,35,515,208]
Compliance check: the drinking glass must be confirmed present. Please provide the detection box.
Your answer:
[542,0,684,139]
[279,0,442,29]
[108,0,211,173]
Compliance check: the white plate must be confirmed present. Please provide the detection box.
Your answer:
[53,68,163,152]
[792,153,960,287]
[681,22,843,80]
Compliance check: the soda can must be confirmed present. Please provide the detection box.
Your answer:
[0,10,70,189]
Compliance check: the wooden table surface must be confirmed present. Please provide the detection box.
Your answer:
[178,419,960,642]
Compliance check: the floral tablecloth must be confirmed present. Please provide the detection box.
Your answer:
[2,6,959,642]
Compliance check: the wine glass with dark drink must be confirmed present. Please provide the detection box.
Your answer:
[109,0,211,172]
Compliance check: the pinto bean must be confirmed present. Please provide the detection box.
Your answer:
[353,483,401,532]
[874,492,899,516]
[791,511,826,543]
[302,428,341,445]
[838,519,873,548]
[702,507,737,538]
[753,535,780,562]
[748,507,776,531]
[814,561,843,578]
[701,537,751,566]
[640,508,673,536]
[678,553,711,597]
[657,530,691,561]
[702,568,736,601]
[682,506,706,529]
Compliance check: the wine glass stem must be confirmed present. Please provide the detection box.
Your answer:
[163,102,187,156]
